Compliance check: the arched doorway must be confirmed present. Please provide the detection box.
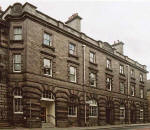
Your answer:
[106,99,114,124]
[40,91,55,127]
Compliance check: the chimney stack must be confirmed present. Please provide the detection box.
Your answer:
[0,6,3,16]
[65,13,82,32]
[112,40,124,54]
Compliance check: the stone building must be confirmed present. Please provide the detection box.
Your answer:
[147,80,150,122]
[0,2,148,128]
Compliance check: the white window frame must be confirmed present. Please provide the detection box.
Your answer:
[106,59,111,69]
[120,106,125,119]
[106,77,112,91]
[41,91,55,101]
[69,43,76,55]
[43,32,52,46]
[120,65,124,74]
[69,66,77,83]
[43,58,52,76]
[140,109,144,120]
[90,73,96,87]
[13,54,21,72]
[140,88,144,99]
[140,74,143,82]
[89,100,98,117]
[13,88,23,114]
[131,69,135,77]
[90,52,95,63]
[13,27,22,40]
[68,105,77,117]
[120,82,125,94]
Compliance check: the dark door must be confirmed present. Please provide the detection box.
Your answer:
[130,109,136,123]
[41,107,46,123]
[106,108,114,124]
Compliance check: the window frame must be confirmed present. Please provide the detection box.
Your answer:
[106,59,111,69]
[89,100,98,117]
[43,58,52,77]
[120,82,125,94]
[68,105,77,117]
[131,69,135,77]
[140,109,144,120]
[13,54,21,73]
[140,88,144,99]
[120,65,124,74]
[69,43,76,55]
[131,85,135,96]
[13,26,22,40]
[140,73,143,82]
[120,106,125,119]
[69,66,77,83]
[89,72,96,87]
[13,88,23,114]
[89,51,96,63]
[43,32,52,46]
[106,77,112,91]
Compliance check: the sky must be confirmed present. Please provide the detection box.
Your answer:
[1,0,150,79]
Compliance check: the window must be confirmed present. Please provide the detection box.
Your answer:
[13,54,21,72]
[13,88,23,113]
[89,73,96,87]
[43,59,52,76]
[90,52,95,63]
[69,43,76,55]
[41,91,55,100]
[140,74,143,82]
[69,66,76,83]
[106,59,111,69]
[120,106,125,119]
[120,82,125,94]
[14,27,22,40]
[68,97,77,117]
[131,69,135,77]
[43,32,52,46]
[106,77,112,91]
[140,88,144,98]
[131,85,135,96]
[89,100,98,117]
[120,65,124,74]
[140,109,143,120]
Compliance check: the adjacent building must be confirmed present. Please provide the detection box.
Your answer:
[0,2,148,128]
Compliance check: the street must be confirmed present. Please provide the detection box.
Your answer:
[1,125,150,130]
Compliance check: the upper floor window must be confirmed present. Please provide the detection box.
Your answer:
[43,59,52,76]
[90,52,95,63]
[89,100,98,117]
[120,65,124,74]
[140,109,144,120]
[43,32,52,46]
[89,73,96,87]
[69,66,76,83]
[13,88,23,113]
[41,91,55,101]
[131,85,135,96]
[120,82,125,94]
[106,77,112,91]
[140,88,144,98]
[140,74,143,82]
[13,54,21,72]
[131,69,135,77]
[14,27,22,40]
[69,43,76,55]
[106,59,111,69]
[120,105,125,119]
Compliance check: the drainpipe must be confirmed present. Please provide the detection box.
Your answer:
[127,65,130,124]
[82,44,86,126]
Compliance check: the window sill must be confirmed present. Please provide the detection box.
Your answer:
[68,115,77,117]
[140,81,144,84]
[119,73,125,77]
[43,74,52,77]
[89,116,98,118]
[90,85,96,88]
[10,40,24,43]
[68,53,79,59]
[89,61,97,66]
[13,71,22,73]
[14,112,23,114]
[131,77,135,80]
[42,44,55,51]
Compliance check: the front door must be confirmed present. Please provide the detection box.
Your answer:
[106,108,113,124]
[130,109,136,123]
[41,107,46,123]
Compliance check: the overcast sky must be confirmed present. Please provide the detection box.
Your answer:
[1,0,150,79]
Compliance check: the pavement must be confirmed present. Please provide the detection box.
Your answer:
[1,123,150,130]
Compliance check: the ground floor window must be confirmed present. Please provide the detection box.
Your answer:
[68,105,77,116]
[89,100,98,117]
[140,109,143,120]
[120,106,125,119]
